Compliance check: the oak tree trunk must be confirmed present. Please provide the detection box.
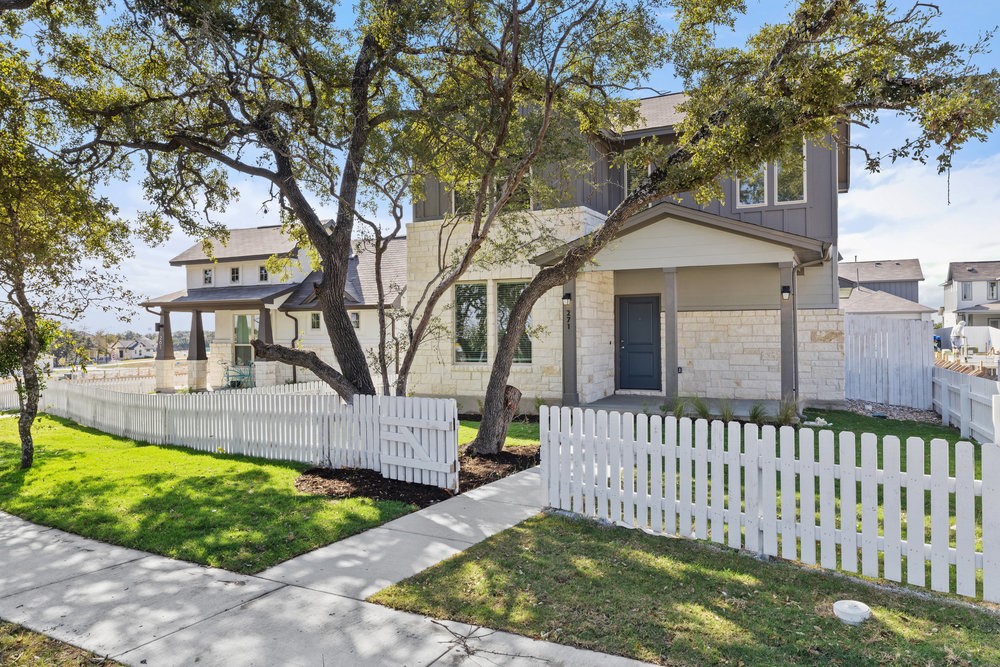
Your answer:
[464,385,521,456]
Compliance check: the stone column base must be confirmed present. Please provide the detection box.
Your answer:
[253,361,279,388]
[188,359,208,392]
[155,359,176,393]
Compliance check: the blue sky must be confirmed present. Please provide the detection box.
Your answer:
[85,1,1000,333]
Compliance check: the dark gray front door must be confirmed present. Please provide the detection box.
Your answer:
[618,296,661,390]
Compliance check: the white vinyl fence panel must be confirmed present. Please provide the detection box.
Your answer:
[542,406,1000,602]
[933,367,1000,444]
[845,316,934,409]
[40,382,460,491]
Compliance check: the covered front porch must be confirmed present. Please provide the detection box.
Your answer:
[543,202,834,408]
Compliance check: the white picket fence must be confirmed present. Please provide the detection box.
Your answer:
[41,382,460,491]
[933,367,1000,444]
[844,316,934,409]
[541,406,1000,602]
[0,382,19,411]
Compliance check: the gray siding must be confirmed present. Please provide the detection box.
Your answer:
[413,138,839,246]
[857,281,920,302]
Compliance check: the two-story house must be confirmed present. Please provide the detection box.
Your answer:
[942,260,1000,328]
[144,226,406,391]
[405,93,848,411]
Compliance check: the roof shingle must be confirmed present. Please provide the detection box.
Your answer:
[838,258,924,283]
[170,226,299,265]
[944,261,1000,285]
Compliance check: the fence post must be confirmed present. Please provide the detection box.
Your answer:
[984,438,1000,603]
[959,379,971,439]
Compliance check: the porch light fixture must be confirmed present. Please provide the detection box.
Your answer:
[562,293,573,305]
[781,285,792,301]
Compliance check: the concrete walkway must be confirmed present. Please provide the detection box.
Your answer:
[0,468,648,666]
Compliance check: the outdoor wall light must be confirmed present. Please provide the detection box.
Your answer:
[562,293,573,305]
[781,285,792,301]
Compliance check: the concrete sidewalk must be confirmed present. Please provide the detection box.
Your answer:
[0,468,648,666]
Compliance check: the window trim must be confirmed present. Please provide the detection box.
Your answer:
[496,281,533,365]
[203,268,213,285]
[735,164,767,209]
[988,281,999,301]
[349,312,360,329]
[961,282,973,301]
[775,141,808,204]
[259,266,269,282]
[623,162,651,198]
[232,312,258,366]
[310,313,321,330]
[230,267,240,284]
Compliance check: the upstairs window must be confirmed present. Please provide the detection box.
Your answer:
[230,267,240,283]
[776,142,807,203]
[962,282,973,300]
[455,283,487,363]
[497,282,532,363]
[989,281,999,301]
[259,266,269,282]
[203,268,213,285]
[310,313,321,330]
[625,163,649,197]
[737,165,766,207]
[350,312,360,329]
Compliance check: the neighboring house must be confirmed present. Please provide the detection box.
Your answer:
[114,336,157,360]
[839,285,935,321]
[143,227,405,390]
[837,258,923,302]
[941,260,1000,328]
[407,93,848,410]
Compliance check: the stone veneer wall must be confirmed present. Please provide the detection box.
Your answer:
[797,308,845,404]
[575,270,616,403]
[677,310,782,400]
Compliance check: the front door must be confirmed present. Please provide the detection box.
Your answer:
[618,296,661,390]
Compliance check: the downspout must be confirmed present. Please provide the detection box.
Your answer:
[283,310,300,384]
[795,242,834,274]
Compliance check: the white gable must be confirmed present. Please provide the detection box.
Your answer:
[588,216,796,271]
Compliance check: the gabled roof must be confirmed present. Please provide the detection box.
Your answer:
[943,261,1000,286]
[620,93,687,138]
[170,226,299,266]
[840,286,935,315]
[838,258,924,283]
[281,237,407,311]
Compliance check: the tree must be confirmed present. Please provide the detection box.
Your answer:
[466,0,1000,453]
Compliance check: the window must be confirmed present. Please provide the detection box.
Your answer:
[962,282,973,300]
[989,281,999,301]
[455,283,487,362]
[233,314,258,366]
[776,142,807,203]
[203,268,213,285]
[737,165,766,206]
[497,282,532,363]
[259,266,269,282]
[310,313,321,330]
[230,267,240,283]
[453,184,477,216]
[625,162,648,196]
[350,312,360,329]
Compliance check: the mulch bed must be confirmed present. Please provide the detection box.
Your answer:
[295,444,540,508]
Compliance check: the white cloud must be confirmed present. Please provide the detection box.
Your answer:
[839,154,1000,308]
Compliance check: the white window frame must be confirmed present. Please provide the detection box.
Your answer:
[989,281,999,301]
[203,268,213,285]
[232,312,258,366]
[350,312,360,329]
[735,164,767,208]
[775,141,807,204]
[310,313,321,330]
[230,267,240,284]
[961,282,973,300]
[259,266,269,282]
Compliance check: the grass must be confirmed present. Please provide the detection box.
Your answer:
[0,620,120,666]
[372,513,1000,667]
[459,419,540,448]
[0,415,414,573]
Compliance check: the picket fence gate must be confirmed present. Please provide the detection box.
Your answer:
[41,382,460,491]
[844,316,934,409]
[932,366,1000,444]
[541,406,1000,602]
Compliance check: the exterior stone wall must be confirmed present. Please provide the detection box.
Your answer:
[576,270,616,403]
[677,310,782,400]
[797,308,845,404]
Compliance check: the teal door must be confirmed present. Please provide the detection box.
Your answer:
[618,296,661,390]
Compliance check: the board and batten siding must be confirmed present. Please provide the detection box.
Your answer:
[541,405,1000,602]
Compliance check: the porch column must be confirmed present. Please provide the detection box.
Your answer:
[561,279,579,405]
[663,268,679,399]
[779,262,799,403]
[154,311,175,393]
[254,307,279,387]
[188,310,208,391]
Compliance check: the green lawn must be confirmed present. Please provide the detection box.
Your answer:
[0,621,119,666]
[459,419,540,448]
[0,415,414,573]
[372,513,1000,667]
